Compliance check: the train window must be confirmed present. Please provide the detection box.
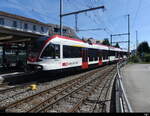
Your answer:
[110,50,115,56]
[88,48,98,61]
[63,46,70,58]
[120,52,123,57]
[102,50,108,60]
[102,50,106,60]
[89,56,93,61]
[94,49,98,61]
[110,51,112,56]
[63,45,81,58]
[41,44,55,58]
[0,18,4,25]
[98,50,102,60]
[113,51,115,56]
[41,44,60,59]
[88,48,93,61]
[94,57,98,61]
[55,44,60,58]
[116,51,119,58]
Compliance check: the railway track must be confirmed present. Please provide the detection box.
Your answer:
[0,70,59,105]
[40,66,116,113]
[0,83,9,88]
[0,82,38,106]
[0,65,116,113]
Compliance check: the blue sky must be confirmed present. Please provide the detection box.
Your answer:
[0,0,149,50]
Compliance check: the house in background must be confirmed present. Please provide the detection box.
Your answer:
[47,23,79,39]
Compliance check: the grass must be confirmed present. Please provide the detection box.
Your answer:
[128,62,150,64]
[128,54,150,64]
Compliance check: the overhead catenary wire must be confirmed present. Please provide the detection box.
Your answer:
[4,0,131,48]
[66,0,128,48]
[6,0,71,26]
[64,0,115,39]
[63,0,106,38]
[132,0,142,29]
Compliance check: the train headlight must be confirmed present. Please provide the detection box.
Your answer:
[36,65,43,70]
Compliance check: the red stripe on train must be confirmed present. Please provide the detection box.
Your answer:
[82,62,88,69]
[98,60,103,65]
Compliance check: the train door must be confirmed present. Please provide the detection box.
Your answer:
[82,48,88,69]
[98,50,103,65]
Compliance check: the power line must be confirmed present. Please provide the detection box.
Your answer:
[6,0,72,26]
[82,9,113,36]
[84,12,111,36]
[132,0,142,29]
[89,7,115,34]
[61,5,104,16]
[65,1,106,33]
[77,28,105,31]
[67,0,108,32]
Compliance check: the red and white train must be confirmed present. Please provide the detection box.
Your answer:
[27,35,128,71]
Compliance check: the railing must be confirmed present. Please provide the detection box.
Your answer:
[115,61,133,112]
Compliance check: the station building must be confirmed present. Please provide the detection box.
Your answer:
[0,11,49,39]
[0,11,78,71]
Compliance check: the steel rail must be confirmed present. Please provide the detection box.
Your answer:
[27,66,115,112]
[37,67,114,113]
[0,82,9,88]
[67,67,116,112]
[91,70,116,112]
[0,65,111,112]
[0,81,36,94]
[0,71,37,94]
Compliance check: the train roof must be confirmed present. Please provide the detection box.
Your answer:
[45,35,128,52]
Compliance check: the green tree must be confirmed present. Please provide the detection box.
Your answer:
[137,41,150,55]
[114,42,120,48]
[102,38,110,46]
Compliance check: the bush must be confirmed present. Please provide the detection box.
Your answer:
[143,54,150,62]
[129,55,139,63]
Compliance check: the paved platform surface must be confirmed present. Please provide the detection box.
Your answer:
[122,64,150,112]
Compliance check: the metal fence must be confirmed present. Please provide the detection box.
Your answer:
[115,61,133,112]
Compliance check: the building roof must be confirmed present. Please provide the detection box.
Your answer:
[47,23,80,39]
[0,11,48,26]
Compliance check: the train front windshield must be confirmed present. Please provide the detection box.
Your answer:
[28,37,48,61]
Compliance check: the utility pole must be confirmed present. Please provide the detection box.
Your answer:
[60,5,104,33]
[60,0,63,36]
[110,33,129,46]
[136,30,138,49]
[75,14,78,32]
[109,15,130,56]
[110,34,112,46]
[128,14,130,57]
[136,30,138,55]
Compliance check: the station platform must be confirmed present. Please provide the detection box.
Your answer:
[121,64,150,112]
